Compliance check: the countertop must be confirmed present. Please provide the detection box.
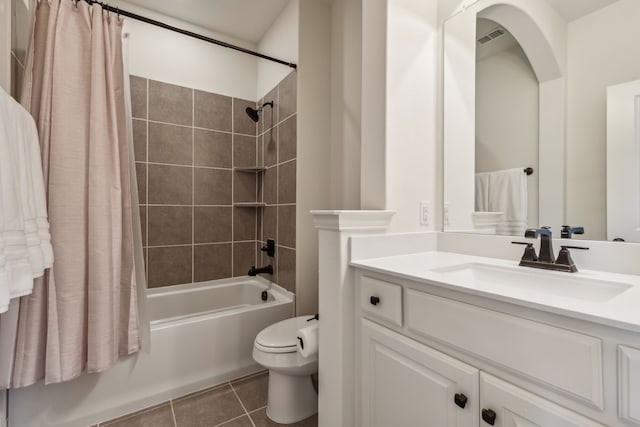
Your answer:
[351,250,640,333]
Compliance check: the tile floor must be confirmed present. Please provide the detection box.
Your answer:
[93,371,317,427]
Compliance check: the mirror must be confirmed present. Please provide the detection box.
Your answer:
[443,0,640,241]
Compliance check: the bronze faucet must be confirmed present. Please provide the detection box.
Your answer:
[512,227,589,273]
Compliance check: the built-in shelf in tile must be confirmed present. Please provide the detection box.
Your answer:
[234,166,267,173]
[234,202,267,207]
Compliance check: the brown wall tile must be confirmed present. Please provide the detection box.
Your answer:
[233,172,257,203]
[279,71,297,121]
[148,122,193,166]
[260,88,278,134]
[279,116,297,163]
[194,90,232,132]
[276,246,295,293]
[262,167,277,205]
[194,206,232,243]
[135,162,147,204]
[194,244,232,282]
[263,128,277,167]
[278,161,296,204]
[147,206,192,246]
[234,207,257,241]
[195,168,232,205]
[130,75,147,119]
[148,164,192,205]
[132,119,147,162]
[233,135,257,168]
[139,205,147,247]
[234,242,257,277]
[148,80,193,126]
[278,205,296,249]
[148,246,192,287]
[262,206,277,243]
[234,98,258,136]
[194,129,232,168]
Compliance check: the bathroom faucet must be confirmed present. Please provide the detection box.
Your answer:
[248,265,273,276]
[561,225,584,239]
[524,227,555,263]
[512,226,589,272]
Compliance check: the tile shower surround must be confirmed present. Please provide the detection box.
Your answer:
[131,72,297,292]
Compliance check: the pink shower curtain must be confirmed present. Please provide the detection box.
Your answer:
[7,0,140,387]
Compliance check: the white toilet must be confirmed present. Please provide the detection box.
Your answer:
[253,316,318,424]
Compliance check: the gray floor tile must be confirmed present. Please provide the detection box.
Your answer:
[215,415,254,427]
[101,402,175,427]
[173,384,245,427]
[249,408,317,427]
[231,372,268,412]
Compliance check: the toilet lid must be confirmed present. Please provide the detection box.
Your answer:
[255,315,315,352]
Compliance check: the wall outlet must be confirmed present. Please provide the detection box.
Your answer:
[444,202,450,226]
[420,201,430,226]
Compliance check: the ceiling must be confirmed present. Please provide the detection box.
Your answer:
[123,0,290,44]
[549,0,619,21]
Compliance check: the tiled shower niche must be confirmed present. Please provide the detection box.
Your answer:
[130,72,297,293]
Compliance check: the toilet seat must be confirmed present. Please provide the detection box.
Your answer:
[255,316,314,354]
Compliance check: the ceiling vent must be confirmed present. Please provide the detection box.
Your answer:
[477,27,506,44]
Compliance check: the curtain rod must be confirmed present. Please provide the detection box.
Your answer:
[81,0,298,70]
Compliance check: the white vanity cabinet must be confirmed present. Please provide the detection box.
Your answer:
[355,270,634,427]
[361,319,479,427]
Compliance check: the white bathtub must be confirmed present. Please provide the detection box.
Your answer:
[8,277,294,427]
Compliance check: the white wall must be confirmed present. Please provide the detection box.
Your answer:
[360,0,439,232]
[330,0,362,210]
[112,0,259,101]
[256,0,298,100]
[296,1,332,315]
[0,0,10,92]
[385,0,439,232]
[476,44,539,228]
[566,0,640,240]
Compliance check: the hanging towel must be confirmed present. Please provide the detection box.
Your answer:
[474,172,491,212]
[487,168,528,237]
[0,87,53,313]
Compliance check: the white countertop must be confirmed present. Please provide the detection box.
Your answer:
[351,251,640,333]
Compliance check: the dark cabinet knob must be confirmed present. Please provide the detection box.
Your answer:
[454,393,467,408]
[370,296,380,306]
[482,408,497,425]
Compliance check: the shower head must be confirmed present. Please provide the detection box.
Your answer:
[245,101,274,123]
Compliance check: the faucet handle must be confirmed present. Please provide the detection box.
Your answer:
[555,245,589,272]
[561,225,585,239]
[511,241,538,262]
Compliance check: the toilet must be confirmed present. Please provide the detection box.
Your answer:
[253,316,318,424]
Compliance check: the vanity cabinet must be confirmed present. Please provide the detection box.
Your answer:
[361,319,479,427]
[355,270,633,427]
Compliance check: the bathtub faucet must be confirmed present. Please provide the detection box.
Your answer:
[248,265,273,276]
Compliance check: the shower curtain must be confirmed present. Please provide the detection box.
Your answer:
[0,0,143,387]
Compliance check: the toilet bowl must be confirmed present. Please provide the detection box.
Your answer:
[253,316,318,424]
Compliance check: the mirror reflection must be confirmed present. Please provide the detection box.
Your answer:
[443,0,640,242]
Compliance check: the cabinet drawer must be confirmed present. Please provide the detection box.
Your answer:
[406,290,603,408]
[480,373,605,427]
[360,276,402,326]
[619,346,640,424]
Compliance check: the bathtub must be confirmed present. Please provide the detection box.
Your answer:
[8,277,294,427]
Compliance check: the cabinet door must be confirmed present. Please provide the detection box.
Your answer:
[360,319,478,427]
[479,373,605,427]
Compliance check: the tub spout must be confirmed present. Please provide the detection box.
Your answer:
[248,265,273,276]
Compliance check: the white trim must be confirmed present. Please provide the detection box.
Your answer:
[310,210,395,231]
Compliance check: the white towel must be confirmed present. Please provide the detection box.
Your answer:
[0,87,53,312]
[488,168,528,237]
[474,172,490,212]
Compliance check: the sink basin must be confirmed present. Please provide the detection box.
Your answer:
[430,263,632,302]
